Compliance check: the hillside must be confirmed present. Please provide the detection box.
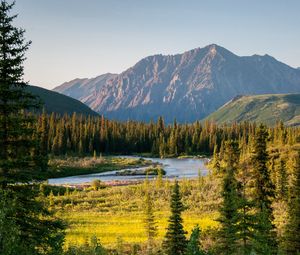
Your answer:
[53,44,300,123]
[27,85,98,116]
[205,93,300,126]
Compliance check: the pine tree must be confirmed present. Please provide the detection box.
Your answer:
[276,159,288,200]
[186,225,206,255]
[217,141,241,255]
[144,187,157,255]
[251,124,277,254]
[0,0,40,185]
[284,151,300,254]
[163,180,187,255]
[37,109,49,171]
[0,2,65,254]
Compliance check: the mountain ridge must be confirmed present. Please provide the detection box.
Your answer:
[53,44,300,122]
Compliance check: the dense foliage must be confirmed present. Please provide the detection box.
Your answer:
[35,112,300,158]
[0,0,42,185]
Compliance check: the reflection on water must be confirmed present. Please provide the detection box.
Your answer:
[48,156,209,185]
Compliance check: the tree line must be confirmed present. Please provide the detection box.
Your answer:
[36,111,300,158]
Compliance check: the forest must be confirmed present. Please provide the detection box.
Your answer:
[0,1,300,255]
[35,111,300,158]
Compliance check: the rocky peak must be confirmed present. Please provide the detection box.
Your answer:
[53,44,300,123]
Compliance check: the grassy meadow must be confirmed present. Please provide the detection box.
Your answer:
[50,177,221,250]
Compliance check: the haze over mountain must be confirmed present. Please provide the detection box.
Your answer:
[205,94,300,126]
[53,44,300,123]
[27,85,98,116]
[54,73,117,102]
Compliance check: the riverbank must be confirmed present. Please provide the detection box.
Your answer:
[48,156,209,185]
[44,156,153,179]
[50,179,144,190]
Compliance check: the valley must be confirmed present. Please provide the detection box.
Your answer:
[1,1,300,255]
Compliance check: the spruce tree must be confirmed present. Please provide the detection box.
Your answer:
[144,187,157,255]
[276,159,288,200]
[284,151,300,254]
[217,141,241,255]
[251,124,277,254]
[0,1,65,254]
[0,0,41,185]
[163,180,187,255]
[36,110,49,172]
[186,225,206,255]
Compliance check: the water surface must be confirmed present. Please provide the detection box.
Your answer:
[48,156,209,185]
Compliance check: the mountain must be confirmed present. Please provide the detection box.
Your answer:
[53,73,117,102]
[205,93,300,126]
[27,85,98,116]
[53,44,300,123]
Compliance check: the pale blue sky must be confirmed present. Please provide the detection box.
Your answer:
[13,0,300,89]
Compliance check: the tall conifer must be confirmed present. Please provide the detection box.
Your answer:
[217,141,241,255]
[0,2,65,253]
[0,0,40,184]
[284,151,300,254]
[251,124,277,254]
[144,183,157,255]
[163,180,187,255]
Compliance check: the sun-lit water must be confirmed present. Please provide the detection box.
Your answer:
[48,156,210,185]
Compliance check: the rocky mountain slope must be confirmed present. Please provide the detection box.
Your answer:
[27,85,98,116]
[53,73,117,102]
[205,93,300,126]
[53,44,300,122]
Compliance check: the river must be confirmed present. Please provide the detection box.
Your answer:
[48,156,210,185]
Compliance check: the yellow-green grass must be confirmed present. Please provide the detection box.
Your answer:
[52,178,221,249]
[63,211,218,247]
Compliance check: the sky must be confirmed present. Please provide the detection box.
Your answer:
[12,0,300,89]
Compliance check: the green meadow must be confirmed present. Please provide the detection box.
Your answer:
[51,177,221,250]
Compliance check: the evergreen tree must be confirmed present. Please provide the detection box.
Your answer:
[0,188,22,255]
[186,225,206,255]
[144,187,157,255]
[284,151,300,254]
[0,2,65,254]
[0,0,40,185]
[276,159,288,200]
[37,110,49,171]
[217,141,241,255]
[163,180,187,255]
[1,186,65,255]
[251,124,277,254]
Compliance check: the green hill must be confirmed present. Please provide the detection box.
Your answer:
[205,94,300,126]
[27,85,98,116]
